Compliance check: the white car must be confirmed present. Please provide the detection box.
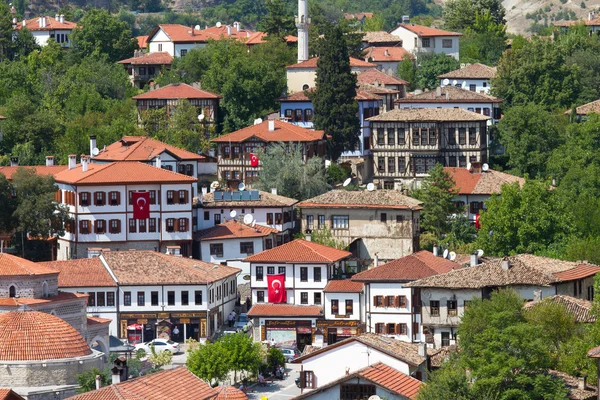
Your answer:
[134,339,180,355]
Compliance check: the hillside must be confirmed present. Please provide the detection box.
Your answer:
[503,0,600,34]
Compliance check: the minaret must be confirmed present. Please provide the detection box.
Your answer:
[296,0,309,63]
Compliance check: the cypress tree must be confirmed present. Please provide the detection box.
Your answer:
[311,24,360,161]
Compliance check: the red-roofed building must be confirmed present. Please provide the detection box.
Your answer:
[210,120,326,188]
[321,280,364,343]
[244,31,298,47]
[118,50,173,88]
[15,15,77,48]
[136,35,149,49]
[364,46,412,74]
[389,23,461,60]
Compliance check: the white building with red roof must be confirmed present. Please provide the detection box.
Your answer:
[364,46,412,75]
[438,63,497,94]
[321,279,364,344]
[389,23,461,60]
[15,14,76,48]
[118,50,173,89]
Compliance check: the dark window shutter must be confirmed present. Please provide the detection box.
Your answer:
[395,296,400,307]
[174,219,179,232]
[79,220,84,233]
[373,296,377,306]
[94,220,98,234]
[79,192,83,205]
[469,202,475,213]
[117,220,121,233]
[395,323,401,334]
[116,192,121,205]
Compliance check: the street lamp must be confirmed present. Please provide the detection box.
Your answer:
[198,264,219,340]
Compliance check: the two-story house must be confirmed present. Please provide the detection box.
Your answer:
[321,280,364,344]
[297,189,422,261]
[364,46,412,75]
[194,219,279,285]
[118,51,173,89]
[438,63,497,94]
[351,251,459,344]
[395,86,503,125]
[367,108,490,189]
[405,254,600,348]
[389,23,461,60]
[54,156,196,259]
[211,119,327,188]
[16,15,76,48]
[357,68,408,100]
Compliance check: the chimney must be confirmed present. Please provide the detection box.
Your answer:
[60,14,64,23]
[82,156,88,172]
[155,156,162,169]
[433,244,438,257]
[90,135,97,157]
[9,157,18,167]
[46,156,54,167]
[268,120,275,132]
[445,91,449,100]
[227,25,232,36]
[95,375,102,390]
[470,252,478,267]
[38,17,42,27]
[68,154,77,170]
[436,87,442,97]
[578,375,586,390]
[384,49,390,57]
[501,257,511,271]
[589,11,596,21]
[418,342,427,357]
[55,14,59,21]
[533,289,542,302]
[208,148,216,158]
[373,253,379,268]
[191,25,195,36]
[111,367,121,384]
[402,15,410,24]
[22,19,26,27]
[201,185,208,195]
[271,188,277,195]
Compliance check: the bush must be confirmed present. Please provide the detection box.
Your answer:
[326,163,350,185]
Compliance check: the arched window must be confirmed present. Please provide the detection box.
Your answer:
[9,285,16,298]
[42,282,49,298]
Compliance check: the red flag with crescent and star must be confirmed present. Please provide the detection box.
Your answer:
[267,273,286,303]
[250,153,259,167]
[132,191,150,220]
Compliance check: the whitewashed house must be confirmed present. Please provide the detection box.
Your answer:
[438,63,497,94]
[351,251,459,343]
[389,23,461,60]
[405,255,600,348]
[16,15,76,48]
[322,280,364,344]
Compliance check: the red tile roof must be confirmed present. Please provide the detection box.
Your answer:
[93,136,205,162]
[245,31,298,45]
[53,161,197,185]
[0,165,68,180]
[247,303,323,317]
[323,280,363,293]
[278,88,382,102]
[394,23,462,37]
[244,239,351,263]
[0,253,58,277]
[365,46,412,62]
[214,386,248,400]
[150,24,254,44]
[438,63,497,79]
[0,389,25,400]
[136,35,149,49]
[568,99,600,116]
[444,167,525,195]
[0,311,92,361]
[132,83,221,100]
[87,316,112,326]
[0,291,88,307]
[194,220,278,241]
[68,367,217,400]
[554,264,600,282]
[16,16,76,31]
[40,258,116,287]
[524,295,595,323]
[286,56,378,69]
[352,251,459,282]
[118,51,173,65]
[360,363,423,399]
[396,86,502,104]
[357,68,408,86]
[211,120,325,143]
[298,189,422,210]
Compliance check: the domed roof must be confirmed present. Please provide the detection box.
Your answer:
[0,311,92,361]
[214,386,248,400]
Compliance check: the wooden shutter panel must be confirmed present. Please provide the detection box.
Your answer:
[184,191,189,204]
[79,192,83,206]
[395,323,401,334]
[470,202,476,213]
[79,220,84,233]
[373,296,377,306]
[174,191,180,204]
[117,220,121,233]
[413,322,419,338]
[93,192,98,206]
[174,219,179,232]
[395,296,400,307]
[116,192,121,205]
[94,220,98,234]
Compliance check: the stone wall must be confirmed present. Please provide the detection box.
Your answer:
[0,275,59,299]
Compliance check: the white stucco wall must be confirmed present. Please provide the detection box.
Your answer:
[440,78,491,94]
[389,26,459,60]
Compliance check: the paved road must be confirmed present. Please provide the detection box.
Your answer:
[247,363,302,400]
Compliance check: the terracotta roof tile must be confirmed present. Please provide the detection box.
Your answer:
[444,167,525,195]
[352,251,459,282]
[87,316,112,326]
[524,295,596,323]
[569,99,600,116]
[244,31,297,45]
[194,220,279,241]
[40,258,116,287]
[0,253,58,277]
[554,264,600,281]
[201,190,298,208]
[53,161,197,185]
[0,165,68,180]
[244,239,351,263]
[277,87,382,102]
[247,303,323,317]
[438,63,497,79]
[0,388,25,400]
[132,83,221,100]
[368,107,490,122]
[396,86,502,104]
[358,84,399,95]
[150,24,254,43]
[548,370,598,400]
[298,189,422,210]
[211,120,325,143]
[0,292,88,307]
[394,23,461,37]
[362,31,403,45]
[365,46,412,62]
[214,386,248,400]
[357,68,408,86]
[118,51,173,65]
[0,311,91,361]
[136,35,149,49]
[323,280,363,293]
[286,56,377,69]
[16,16,76,31]
[67,366,217,400]
[429,345,457,368]
[101,250,239,285]
[93,136,205,162]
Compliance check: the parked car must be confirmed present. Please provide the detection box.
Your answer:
[234,313,251,332]
[281,347,299,363]
[134,338,180,355]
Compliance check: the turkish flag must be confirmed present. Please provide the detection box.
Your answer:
[132,191,150,220]
[267,273,286,303]
[475,213,481,230]
[250,153,259,167]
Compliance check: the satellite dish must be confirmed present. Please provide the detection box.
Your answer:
[253,118,263,125]
[238,182,246,191]
[210,181,220,189]
[452,80,458,86]
[243,213,254,225]
[442,78,449,85]
[482,163,489,172]
[466,162,472,171]
[216,21,222,27]
[443,249,449,259]
[229,210,237,219]
[368,396,381,400]
[91,147,99,156]
[198,114,205,122]
[449,251,457,261]
[366,183,375,191]
[194,24,201,30]
[343,178,351,187]
[477,249,484,257]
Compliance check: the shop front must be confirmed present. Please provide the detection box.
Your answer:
[120,312,207,343]
[316,320,361,345]
[263,320,313,351]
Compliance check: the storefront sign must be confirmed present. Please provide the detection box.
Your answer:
[158,312,170,319]
[335,314,350,319]
[179,318,191,324]
[266,320,311,328]
[121,313,157,319]
[137,319,148,324]
[171,313,206,318]
[316,320,359,327]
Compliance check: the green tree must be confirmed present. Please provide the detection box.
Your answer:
[438,213,477,252]
[187,341,231,385]
[220,333,262,381]
[147,344,174,368]
[443,0,506,30]
[417,358,472,400]
[414,52,460,90]
[256,143,329,201]
[326,163,350,185]
[311,25,360,160]
[362,14,385,32]
[76,368,110,393]
[258,0,295,38]
[0,1,13,61]
[309,226,348,250]
[9,29,40,61]
[414,164,458,239]
[397,55,416,91]
[267,347,285,370]
[460,11,507,65]
[70,9,138,63]
[0,174,16,233]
